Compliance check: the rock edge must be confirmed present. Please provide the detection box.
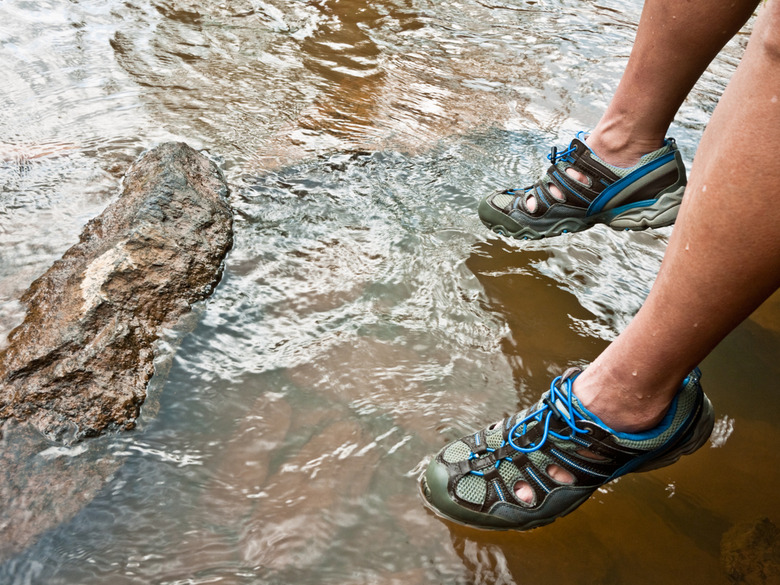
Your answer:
[0,142,233,442]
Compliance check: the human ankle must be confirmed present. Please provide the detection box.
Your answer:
[571,368,677,434]
[585,122,667,168]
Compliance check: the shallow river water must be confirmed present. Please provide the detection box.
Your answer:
[1,0,779,583]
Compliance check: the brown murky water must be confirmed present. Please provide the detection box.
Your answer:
[1,0,778,583]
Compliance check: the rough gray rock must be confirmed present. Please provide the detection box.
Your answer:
[0,142,232,442]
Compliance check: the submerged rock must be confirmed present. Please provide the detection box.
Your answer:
[721,517,780,584]
[0,421,122,563]
[0,142,232,442]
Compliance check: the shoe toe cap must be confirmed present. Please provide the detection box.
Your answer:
[478,194,524,232]
[421,457,452,509]
[422,457,513,529]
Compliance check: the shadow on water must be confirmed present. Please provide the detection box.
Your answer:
[466,238,607,392]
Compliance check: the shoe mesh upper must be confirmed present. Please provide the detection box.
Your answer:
[527,450,555,473]
[591,143,672,178]
[491,193,515,210]
[443,440,471,463]
[456,474,487,504]
[486,427,503,449]
[638,143,673,165]
[498,459,522,488]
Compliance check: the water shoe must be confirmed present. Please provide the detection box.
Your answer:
[420,367,714,530]
[479,135,687,239]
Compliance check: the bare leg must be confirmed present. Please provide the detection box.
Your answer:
[574,0,780,433]
[431,0,779,513]
[508,1,780,501]
[541,0,759,208]
[587,0,760,166]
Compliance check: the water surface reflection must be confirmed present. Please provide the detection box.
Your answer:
[1,0,775,584]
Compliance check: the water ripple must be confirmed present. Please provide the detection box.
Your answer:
[1,0,772,584]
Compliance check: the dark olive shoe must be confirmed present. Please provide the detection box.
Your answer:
[479,135,687,240]
[420,368,713,531]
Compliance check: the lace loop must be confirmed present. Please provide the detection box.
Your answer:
[506,373,589,454]
[547,132,589,165]
[547,145,576,165]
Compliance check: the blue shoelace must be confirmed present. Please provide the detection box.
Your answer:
[505,131,588,195]
[547,131,589,165]
[468,374,590,477]
[547,144,576,165]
